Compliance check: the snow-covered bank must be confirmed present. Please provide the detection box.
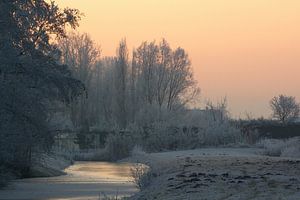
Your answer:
[0,153,71,189]
[126,148,300,200]
[29,153,72,177]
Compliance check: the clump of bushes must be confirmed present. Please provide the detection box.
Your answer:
[138,121,244,152]
[203,121,245,146]
[257,137,300,157]
[104,131,135,161]
[139,124,202,152]
[130,163,151,190]
[101,119,245,159]
[72,149,107,161]
[73,119,245,161]
[0,167,14,188]
[73,131,135,161]
[73,98,248,161]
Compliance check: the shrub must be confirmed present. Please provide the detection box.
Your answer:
[256,138,286,156]
[281,145,300,158]
[73,149,107,161]
[0,168,13,188]
[136,120,245,152]
[203,122,245,146]
[257,137,300,157]
[140,124,201,152]
[131,145,147,157]
[130,163,150,190]
[104,131,135,161]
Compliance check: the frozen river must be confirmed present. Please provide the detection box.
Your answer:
[0,161,138,200]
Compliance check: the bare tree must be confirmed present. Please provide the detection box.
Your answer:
[167,47,195,110]
[59,32,100,130]
[156,39,172,108]
[134,41,159,105]
[133,39,199,112]
[114,39,129,128]
[95,57,116,127]
[270,95,300,124]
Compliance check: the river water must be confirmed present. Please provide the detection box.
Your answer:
[0,161,138,200]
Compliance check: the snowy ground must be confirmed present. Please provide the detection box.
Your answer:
[127,148,300,200]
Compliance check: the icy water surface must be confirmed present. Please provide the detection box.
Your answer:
[0,161,138,200]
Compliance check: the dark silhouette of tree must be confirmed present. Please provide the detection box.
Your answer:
[0,0,84,176]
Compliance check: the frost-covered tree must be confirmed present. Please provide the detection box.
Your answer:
[0,0,83,175]
[132,39,199,125]
[114,39,129,128]
[59,32,100,130]
[270,95,300,124]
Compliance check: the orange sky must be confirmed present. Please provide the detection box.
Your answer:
[55,0,300,118]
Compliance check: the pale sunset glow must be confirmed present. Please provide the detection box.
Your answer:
[55,0,300,118]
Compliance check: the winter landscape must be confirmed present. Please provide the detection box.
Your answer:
[1,1,300,200]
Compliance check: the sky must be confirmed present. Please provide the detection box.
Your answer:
[55,0,300,118]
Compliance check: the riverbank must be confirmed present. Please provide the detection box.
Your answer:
[29,153,72,177]
[0,153,71,189]
[126,148,300,200]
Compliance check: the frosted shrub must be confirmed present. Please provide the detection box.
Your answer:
[281,145,300,158]
[0,167,13,188]
[104,132,134,161]
[73,149,107,161]
[130,163,150,190]
[141,126,166,152]
[204,121,244,146]
[141,124,204,152]
[258,137,300,157]
[137,119,244,152]
[257,138,286,156]
[131,145,146,157]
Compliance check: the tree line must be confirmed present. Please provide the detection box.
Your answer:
[58,33,199,132]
